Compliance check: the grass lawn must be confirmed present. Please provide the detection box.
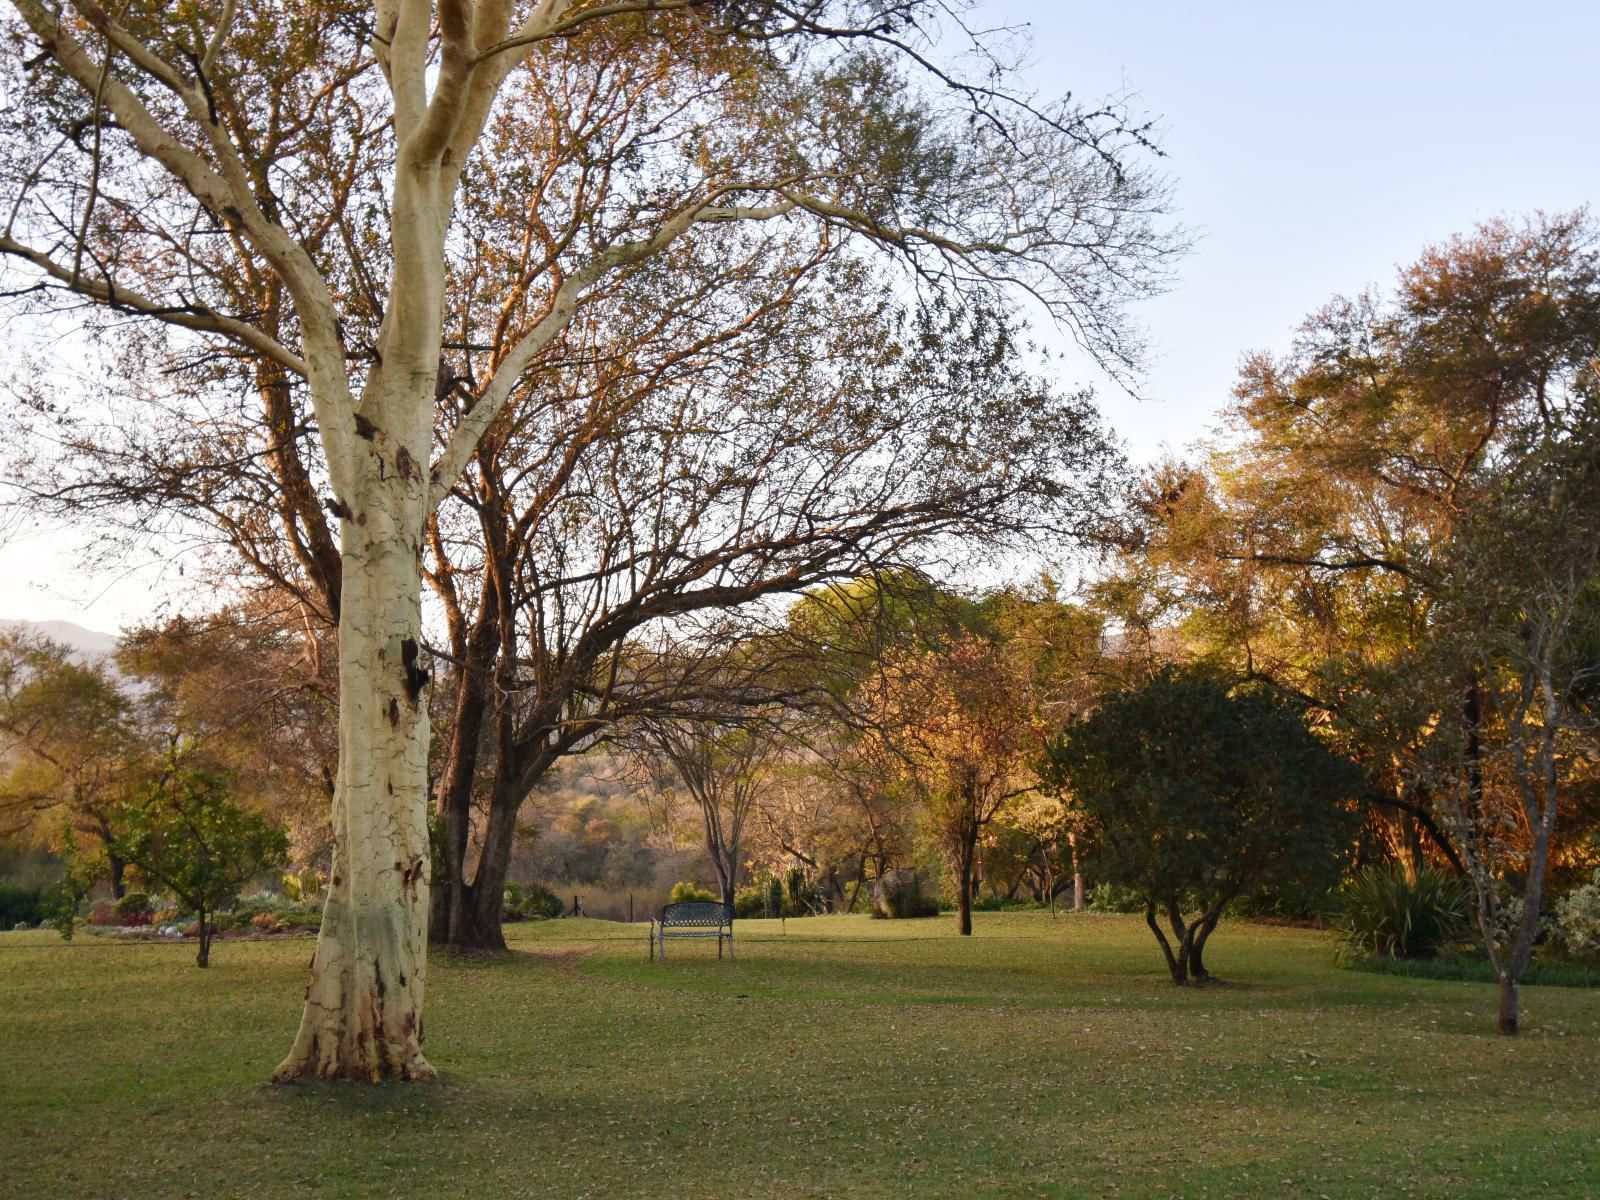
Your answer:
[2,912,1598,1199]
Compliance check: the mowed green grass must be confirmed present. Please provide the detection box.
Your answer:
[2,913,1598,1199]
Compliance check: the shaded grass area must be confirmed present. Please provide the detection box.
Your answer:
[1344,950,1600,989]
[2,913,1598,1198]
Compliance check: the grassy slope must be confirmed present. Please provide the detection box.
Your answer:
[2,913,1597,1199]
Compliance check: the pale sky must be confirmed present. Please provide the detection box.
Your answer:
[2,0,1596,631]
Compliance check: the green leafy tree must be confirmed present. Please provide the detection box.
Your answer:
[1043,669,1362,984]
[43,827,105,941]
[110,770,290,967]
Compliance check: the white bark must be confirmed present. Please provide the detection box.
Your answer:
[275,378,438,1081]
[276,139,448,1082]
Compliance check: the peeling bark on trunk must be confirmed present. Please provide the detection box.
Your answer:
[274,419,436,1083]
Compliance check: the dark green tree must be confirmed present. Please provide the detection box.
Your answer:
[1042,669,1361,984]
[110,771,290,967]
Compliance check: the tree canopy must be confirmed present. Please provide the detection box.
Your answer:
[1042,668,1362,984]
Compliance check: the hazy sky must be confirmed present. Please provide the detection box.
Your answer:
[2,0,1596,630]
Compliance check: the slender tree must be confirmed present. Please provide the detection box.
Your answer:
[1429,424,1600,1034]
[865,635,1041,934]
[627,708,786,914]
[109,768,290,967]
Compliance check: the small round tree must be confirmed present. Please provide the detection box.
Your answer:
[110,770,290,967]
[1041,669,1361,984]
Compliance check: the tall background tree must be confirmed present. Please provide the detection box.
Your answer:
[1102,212,1600,1024]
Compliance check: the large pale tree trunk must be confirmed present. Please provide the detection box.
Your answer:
[273,447,436,1080]
[275,173,446,1076]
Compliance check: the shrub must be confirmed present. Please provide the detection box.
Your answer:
[0,883,45,928]
[279,906,322,931]
[1554,869,1600,959]
[282,870,322,903]
[785,867,820,915]
[524,882,564,919]
[503,881,563,919]
[1085,882,1145,914]
[250,911,281,931]
[115,892,151,918]
[1336,866,1468,960]
[735,874,805,918]
[873,870,940,919]
[231,891,282,922]
[669,881,717,905]
[87,900,122,926]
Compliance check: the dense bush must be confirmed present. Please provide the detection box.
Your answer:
[1554,870,1600,959]
[873,869,940,919]
[785,867,821,915]
[231,891,283,922]
[1336,866,1468,960]
[1085,882,1144,914]
[733,872,819,918]
[669,881,717,904]
[87,901,121,926]
[525,883,564,919]
[115,892,151,919]
[0,883,44,928]
[281,870,322,904]
[274,906,322,931]
[503,881,564,920]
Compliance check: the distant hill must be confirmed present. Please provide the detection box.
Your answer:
[0,618,119,662]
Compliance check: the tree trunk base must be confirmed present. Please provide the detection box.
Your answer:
[271,1047,437,1085]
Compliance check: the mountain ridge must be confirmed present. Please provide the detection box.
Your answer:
[0,618,119,662]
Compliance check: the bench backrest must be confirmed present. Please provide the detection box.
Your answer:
[658,900,731,927]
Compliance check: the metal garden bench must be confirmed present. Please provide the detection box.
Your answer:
[648,900,734,960]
